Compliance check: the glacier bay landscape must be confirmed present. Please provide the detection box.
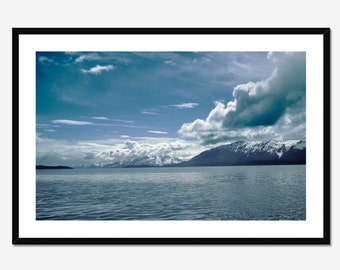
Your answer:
[36,51,306,220]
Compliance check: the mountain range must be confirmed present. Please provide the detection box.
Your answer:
[89,140,305,168]
[179,140,306,167]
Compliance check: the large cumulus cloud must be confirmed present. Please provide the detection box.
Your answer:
[178,52,306,144]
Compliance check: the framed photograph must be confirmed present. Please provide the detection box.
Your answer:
[12,28,330,245]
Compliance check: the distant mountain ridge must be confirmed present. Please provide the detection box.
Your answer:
[179,140,306,167]
[98,155,183,168]
[36,165,73,170]
[73,140,306,168]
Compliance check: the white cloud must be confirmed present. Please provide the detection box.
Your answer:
[90,117,134,124]
[171,102,199,109]
[148,130,168,135]
[141,109,161,115]
[165,60,176,66]
[91,116,109,120]
[36,136,206,167]
[95,138,205,166]
[81,64,116,74]
[51,119,93,125]
[37,123,59,128]
[178,101,226,139]
[38,56,53,64]
[74,53,132,65]
[112,119,134,124]
[75,53,101,63]
[48,119,144,130]
[178,52,306,144]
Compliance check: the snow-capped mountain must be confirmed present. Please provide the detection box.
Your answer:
[180,140,306,166]
[80,140,306,168]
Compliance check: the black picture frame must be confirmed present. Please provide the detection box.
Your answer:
[12,28,330,245]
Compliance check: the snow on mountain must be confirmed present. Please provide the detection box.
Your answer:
[80,140,306,168]
[181,140,306,167]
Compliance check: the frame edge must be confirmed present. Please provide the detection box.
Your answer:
[12,27,331,245]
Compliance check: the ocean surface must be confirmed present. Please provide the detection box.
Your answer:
[36,165,306,220]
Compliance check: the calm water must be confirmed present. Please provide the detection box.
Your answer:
[36,165,306,220]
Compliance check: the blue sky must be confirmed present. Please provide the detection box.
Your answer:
[36,51,306,166]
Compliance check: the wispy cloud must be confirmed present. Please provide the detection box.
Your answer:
[90,117,134,124]
[141,109,161,116]
[37,123,59,128]
[171,102,199,109]
[38,56,54,64]
[165,60,176,66]
[50,119,145,130]
[75,53,101,63]
[90,116,109,120]
[51,119,94,125]
[148,130,168,135]
[74,53,133,65]
[111,119,134,124]
[81,65,116,74]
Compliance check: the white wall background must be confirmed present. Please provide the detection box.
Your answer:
[1,1,338,269]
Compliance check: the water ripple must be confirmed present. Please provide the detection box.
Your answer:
[36,166,306,220]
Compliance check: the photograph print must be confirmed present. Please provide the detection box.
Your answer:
[36,50,307,221]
